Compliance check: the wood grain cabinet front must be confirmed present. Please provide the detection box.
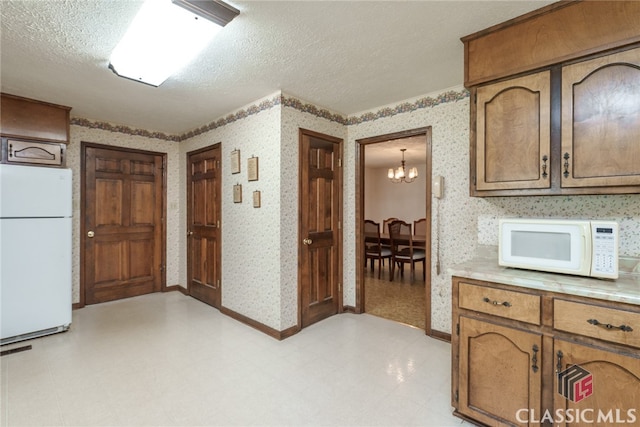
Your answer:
[475,71,551,192]
[4,139,65,166]
[560,47,640,190]
[452,276,640,427]
[457,316,542,427]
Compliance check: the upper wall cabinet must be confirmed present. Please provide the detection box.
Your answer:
[561,47,640,188]
[475,71,550,191]
[1,93,71,167]
[464,1,640,197]
[0,93,71,144]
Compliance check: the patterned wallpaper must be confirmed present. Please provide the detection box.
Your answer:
[344,87,640,334]
[70,86,640,335]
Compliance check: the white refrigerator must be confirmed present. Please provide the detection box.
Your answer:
[0,164,73,345]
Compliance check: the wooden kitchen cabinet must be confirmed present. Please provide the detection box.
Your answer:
[561,47,640,189]
[553,340,640,427]
[464,2,640,197]
[3,138,65,166]
[1,93,70,167]
[458,316,542,427]
[475,71,551,191]
[452,276,640,427]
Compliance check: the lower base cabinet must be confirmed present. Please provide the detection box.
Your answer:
[452,277,640,427]
[458,316,542,426]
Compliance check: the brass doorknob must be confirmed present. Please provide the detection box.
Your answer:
[87,231,95,238]
[303,238,313,245]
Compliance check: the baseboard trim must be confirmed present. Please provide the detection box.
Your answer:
[163,284,188,295]
[220,306,300,340]
[430,329,451,343]
[342,305,357,313]
[72,302,83,310]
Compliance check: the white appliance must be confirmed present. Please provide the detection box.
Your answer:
[499,218,619,279]
[1,164,73,345]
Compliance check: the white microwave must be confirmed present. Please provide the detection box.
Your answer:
[499,218,618,279]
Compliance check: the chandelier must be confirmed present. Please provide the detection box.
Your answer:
[388,149,418,183]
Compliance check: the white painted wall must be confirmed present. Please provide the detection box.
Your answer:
[364,164,427,229]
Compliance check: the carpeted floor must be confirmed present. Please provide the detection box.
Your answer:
[364,259,426,330]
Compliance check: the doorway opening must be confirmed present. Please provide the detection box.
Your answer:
[356,127,432,334]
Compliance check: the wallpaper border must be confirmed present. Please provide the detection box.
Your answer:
[70,89,470,141]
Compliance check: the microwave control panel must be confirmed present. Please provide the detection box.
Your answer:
[591,222,619,279]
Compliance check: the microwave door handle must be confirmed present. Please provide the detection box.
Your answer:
[583,230,592,274]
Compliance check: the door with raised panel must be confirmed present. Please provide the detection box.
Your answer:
[475,70,551,191]
[561,47,640,189]
[299,129,342,328]
[83,144,165,304]
[458,316,543,427]
[186,145,221,308]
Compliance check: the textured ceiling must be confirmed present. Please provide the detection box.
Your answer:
[0,0,554,135]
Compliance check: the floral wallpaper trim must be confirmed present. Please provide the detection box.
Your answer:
[70,117,180,142]
[347,89,470,125]
[70,89,470,141]
[280,96,348,125]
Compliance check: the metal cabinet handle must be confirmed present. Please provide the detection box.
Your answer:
[541,155,548,179]
[587,318,633,332]
[483,297,511,307]
[556,350,563,373]
[563,152,570,178]
[531,344,539,373]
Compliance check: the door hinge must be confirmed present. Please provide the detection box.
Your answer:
[216,279,220,289]
[338,158,342,167]
[217,160,220,169]
[217,220,220,228]
[338,221,341,230]
[456,323,460,336]
[455,389,459,403]
[338,282,342,292]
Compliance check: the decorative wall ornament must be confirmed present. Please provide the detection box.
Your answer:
[233,183,242,203]
[230,149,240,174]
[247,156,259,181]
[253,190,261,208]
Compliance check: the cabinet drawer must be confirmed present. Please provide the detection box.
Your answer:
[6,139,64,166]
[458,282,541,325]
[554,299,640,349]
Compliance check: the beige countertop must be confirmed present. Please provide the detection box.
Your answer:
[449,246,640,306]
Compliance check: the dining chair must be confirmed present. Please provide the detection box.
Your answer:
[364,220,392,279]
[414,218,427,237]
[388,220,426,283]
[383,217,399,234]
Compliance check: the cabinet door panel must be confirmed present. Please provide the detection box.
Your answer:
[459,316,542,426]
[553,339,640,427]
[476,71,551,191]
[562,47,640,188]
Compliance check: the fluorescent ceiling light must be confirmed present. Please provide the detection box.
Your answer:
[109,0,238,87]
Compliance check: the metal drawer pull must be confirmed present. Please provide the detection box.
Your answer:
[483,297,511,307]
[556,350,563,373]
[587,318,633,332]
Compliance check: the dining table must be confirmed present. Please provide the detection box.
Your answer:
[379,233,426,248]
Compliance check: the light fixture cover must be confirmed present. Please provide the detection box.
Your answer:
[109,0,233,86]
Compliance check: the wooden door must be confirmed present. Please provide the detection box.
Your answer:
[83,144,165,305]
[561,47,640,189]
[187,145,221,308]
[475,70,551,191]
[299,129,342,328]
[553,339,640,427]
[458,316,543,427]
